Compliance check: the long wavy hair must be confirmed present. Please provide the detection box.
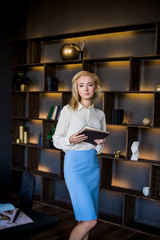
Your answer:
[69,71,102,110]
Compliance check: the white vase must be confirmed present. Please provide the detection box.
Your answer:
[131,141,139,161]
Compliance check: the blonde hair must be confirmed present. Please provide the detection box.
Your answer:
[69,71,102,110]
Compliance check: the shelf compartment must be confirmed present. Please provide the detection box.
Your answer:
[28,92,40,118]
[12,119,26,143]
[12,92,27,118]
[25,119,42,146]
[27,147,39,171]
[104,92,154,126]
[124,195,160,236]
[41,177,71,207]
[99,190,124,225]
[11,145,26,169]
[38,149,61,176]
[84,58,130,92]
[53,63,82,91]
[39,92,61,119]
[103,125,127,157]
[100,157,150,195]
[127,127,160,162]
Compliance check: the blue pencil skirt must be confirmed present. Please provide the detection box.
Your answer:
[64,149,100,221]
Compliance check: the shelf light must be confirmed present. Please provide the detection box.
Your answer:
[112,179,130,189]
[40,92,62,98]
[61,31,137,43]
[38,165,50,172]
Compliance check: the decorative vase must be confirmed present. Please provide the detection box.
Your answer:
[24,131,28,144]
[19,126,24,143]
[131,141,139,161]
[20,84,27,92]
[60,44,80,61]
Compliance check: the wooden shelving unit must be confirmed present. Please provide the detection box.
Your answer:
[11,21,160,237]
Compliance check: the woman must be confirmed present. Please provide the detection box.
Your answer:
[52,71,106,240]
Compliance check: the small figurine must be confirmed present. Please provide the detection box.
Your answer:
[131,141,139,161]
[142,118,151,126]
[122,120,129,125]
[114,150,121,158]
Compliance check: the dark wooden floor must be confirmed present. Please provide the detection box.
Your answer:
[29,202,160,240]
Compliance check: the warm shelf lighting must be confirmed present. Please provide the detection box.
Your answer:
[41,93,62,98]
[31,120,42,124]
[107,125,127,132]
[61,63,82,69]
[29,137,38,144]
[61,31,137,43]
[100,61,130,67]
[38,165,50,172]
[112,179,130,189]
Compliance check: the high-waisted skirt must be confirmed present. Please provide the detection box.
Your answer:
[64,149,100,221]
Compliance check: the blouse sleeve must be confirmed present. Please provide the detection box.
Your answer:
[95,112,106,154]
[52,105,71,151]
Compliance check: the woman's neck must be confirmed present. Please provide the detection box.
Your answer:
[80,99,92,109]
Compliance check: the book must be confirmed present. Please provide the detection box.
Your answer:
[0,208,33,230]
[51,105,58,120]
[0,203,15,212]
[47,77,58,91]
[55,105,61,120]
[78,126,110,145]
[50,106,55,119]
[47,106,54,120]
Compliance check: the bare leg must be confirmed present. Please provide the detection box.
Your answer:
[82,233,89,240]
[69,220,97,240]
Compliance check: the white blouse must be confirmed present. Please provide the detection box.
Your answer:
[52,103,106,154]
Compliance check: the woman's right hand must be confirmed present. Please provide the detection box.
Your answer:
[69,133,88,144]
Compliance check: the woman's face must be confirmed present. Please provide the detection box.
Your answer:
[77,76,97,101]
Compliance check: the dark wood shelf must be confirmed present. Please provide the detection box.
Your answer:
[106,186,143,197]
[100,153,160,165]
[126,221,160,237]
[98,211,122,226]
[12,54,160,68]
[30,170,59,180]
[24,22,157,42]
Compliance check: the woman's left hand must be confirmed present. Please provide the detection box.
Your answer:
[94,138,106,145]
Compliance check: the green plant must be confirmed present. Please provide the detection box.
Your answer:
[14,72,30,90]
[47,124,56,140]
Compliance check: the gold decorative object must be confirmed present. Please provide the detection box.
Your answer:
[142,118,151,126]
[114,150,121,158]
[60,44,80,61]
[157,84,160,91]
[24,131,28,144]
[16,139,20,144]
[14,72,30,91]
[19,126,24,143]
[20,84,27,92]
[122,120,129,125]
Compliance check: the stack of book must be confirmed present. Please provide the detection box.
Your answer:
[47,105,61,120]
